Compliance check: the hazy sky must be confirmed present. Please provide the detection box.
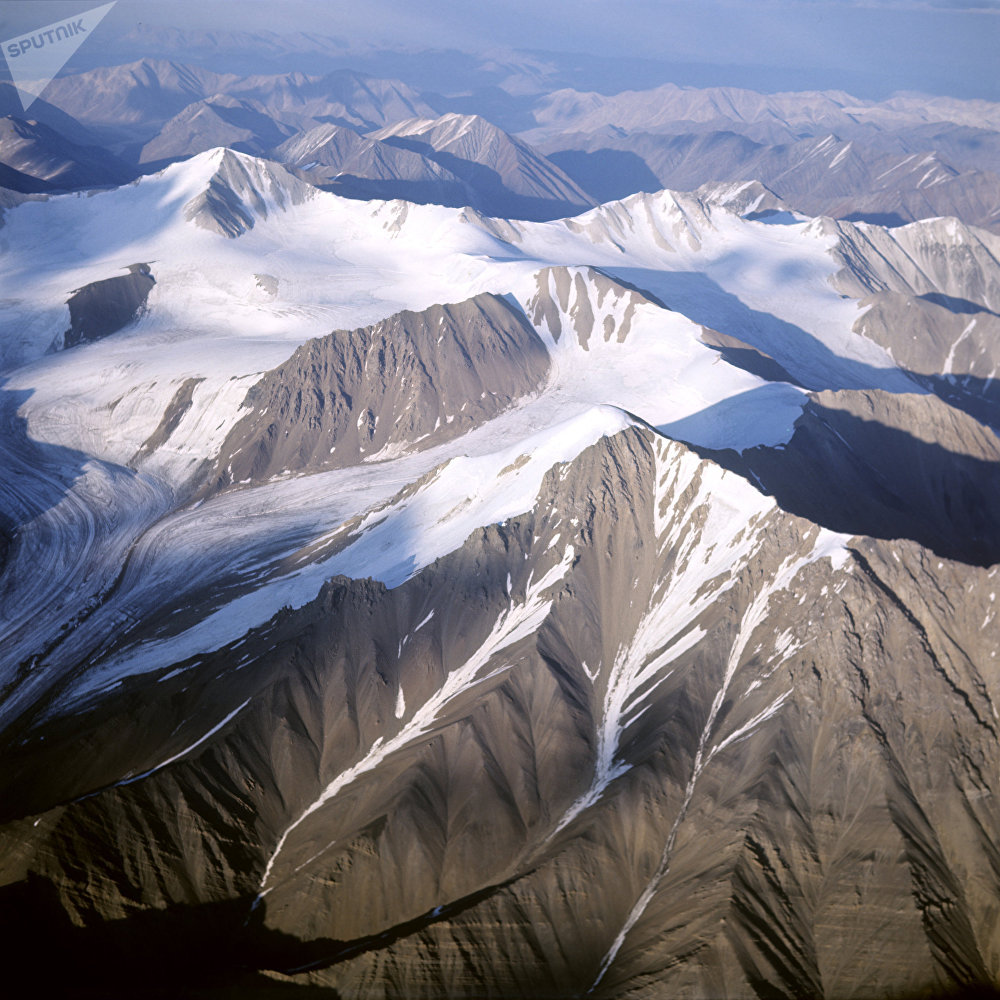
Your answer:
[1,0,998,99]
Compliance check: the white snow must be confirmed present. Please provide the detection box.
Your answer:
[829,142,852,168]
[0,148,922,718]
[588,527,847,990]
[943,318,977,376]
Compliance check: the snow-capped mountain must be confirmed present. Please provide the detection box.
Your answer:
[367,113,595,218]
[271,121,468,200]
[1,146,999,999]
[9,59,999,240]
[271,115,592,220]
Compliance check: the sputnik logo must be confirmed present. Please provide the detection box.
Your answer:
[2,2,116,111]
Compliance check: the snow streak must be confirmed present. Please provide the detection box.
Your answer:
[588,525,842,991]
[254,546,575,902]
[554,438,772,836]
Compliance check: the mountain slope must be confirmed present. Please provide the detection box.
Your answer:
[544,127,1000,233]
[38,59,237,134]
[369,113,596,219]
[38,60,436,150]
[138,95,295,166]
[528,83,1000,233]
[0,116,135,191]
[182,147,316,236]
[0,149,999,999]
[206,292,549,488]
[526,83,1000,143]
[272,122,475,205]
[3,424,998,998]
[228,68,436,131]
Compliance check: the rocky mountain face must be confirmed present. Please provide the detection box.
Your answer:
[272,122,471,205]
[525,82,1000,145]
[36,59,242,137]
[708,388,1000,565]
[207,293,549,489]
[182,148,316,236]
[271,116,593,220]
[3,425,999,998]
[545,128,1000,232]
[0,115,135,191]
[0,140,999,1000]
[38,61,434,144]
[527,85,1000,233]
[0,82,100,147]
[137,95,296,167]
[368,113,595,220]
[61,264,156,350]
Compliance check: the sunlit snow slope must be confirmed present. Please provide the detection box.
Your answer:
[2,149,1000,1000]
[0,152,927,711]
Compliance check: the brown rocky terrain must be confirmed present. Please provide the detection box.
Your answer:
[1,136,1000,1000]
[205,292,549,493]
[2,423,999,998]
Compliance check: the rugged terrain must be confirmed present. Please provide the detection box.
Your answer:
[0,138,999,1000]
[2,58,999,232]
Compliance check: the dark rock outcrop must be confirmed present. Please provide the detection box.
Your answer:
[62,263,156,348]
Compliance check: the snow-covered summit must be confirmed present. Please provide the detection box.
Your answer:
[177,146,316,236]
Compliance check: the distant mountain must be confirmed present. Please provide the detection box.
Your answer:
[273,114,595,219]
[272,122,472,205]
[0,82,99,147]
[369,113,595,219]
[138,95,295,167]
[226,68,436,132]
[40,60,435,145]
[0,116,135,191]
[577,130,997,231]
[524,83,1000,144]
[535,99,1000,231]
[31,60,1000,230]
[822,165,1000,233]
[39,60,236,140]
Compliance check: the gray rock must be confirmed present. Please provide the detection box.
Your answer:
[4,426,999,998]
[205,292,550,492]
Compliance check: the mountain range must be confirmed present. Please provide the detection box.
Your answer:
[1,13,1000,992]
[0,132,999,997]
[1,58,997,231]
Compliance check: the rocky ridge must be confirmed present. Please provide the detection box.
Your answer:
[0,144,998,999]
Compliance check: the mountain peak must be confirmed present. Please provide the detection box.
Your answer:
[370,113,500,145]
[178,147,315,237]
[695,179,788,217]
